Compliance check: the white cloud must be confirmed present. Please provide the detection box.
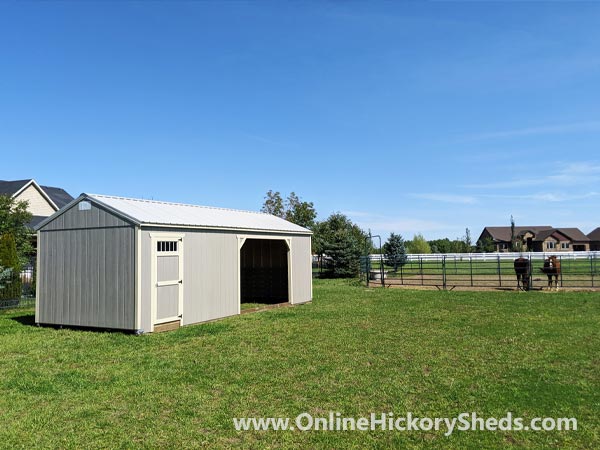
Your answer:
[409,193,477,204]
[465,161,600,189]
[339,210,375,218]
[463,120,600,141]
[341,210,452,238]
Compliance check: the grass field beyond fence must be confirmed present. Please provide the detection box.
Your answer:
[0,280,599,448]
[367,255,600,289]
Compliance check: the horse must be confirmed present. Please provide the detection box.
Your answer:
[540,256,561,290]
[514,257,531,291]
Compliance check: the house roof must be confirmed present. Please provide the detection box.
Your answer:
[481,226,553,242]
[532,229,568,242]
[28,216,47,229]
[588,227,600,241]
[43,193,312,234]
[554,227,590,242]
[481,225,590,243]
[0,179,74,209]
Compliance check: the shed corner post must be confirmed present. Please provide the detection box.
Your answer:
[135,226,142,332]
[237,236,245,315]
[309,235,313,301]
[35,230,41,324]
[287,237,293,305]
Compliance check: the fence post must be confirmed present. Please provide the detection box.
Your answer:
[528,254,533,291]
[591,255,595,288]
[400,263,404,285]
[441,256,445,289]
[470,256,473,287]
[380,254,385,288]
[559,255,563,288]
[497,254,502,287]
[420,257,424,286]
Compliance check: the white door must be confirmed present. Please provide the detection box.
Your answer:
[153,237,184,326]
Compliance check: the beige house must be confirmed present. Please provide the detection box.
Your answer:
[0,179,73,228]
[588,228,600,251]
[531,228,590,252]
[478,226,590,252]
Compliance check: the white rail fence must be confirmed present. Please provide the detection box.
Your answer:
[369,251,600,262]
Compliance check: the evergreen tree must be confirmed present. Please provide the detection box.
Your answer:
[0,195,33,267]
[313,213,367,277]
[510,215,517,252]
[383,232,407,271]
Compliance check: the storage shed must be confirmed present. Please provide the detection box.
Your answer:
[35,194,312,333]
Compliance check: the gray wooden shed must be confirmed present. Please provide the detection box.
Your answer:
[35,194,312,333]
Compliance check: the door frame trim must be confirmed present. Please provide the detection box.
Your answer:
[150,232,185,332]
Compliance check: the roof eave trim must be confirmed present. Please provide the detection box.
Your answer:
[35,194,142,230]
[13,179,60,211]
[139,222,313,235]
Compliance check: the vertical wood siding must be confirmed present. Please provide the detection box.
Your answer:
[140,229,239,330]
[36,201,135,330]
[291,235,312,304]
[140,229,312,330]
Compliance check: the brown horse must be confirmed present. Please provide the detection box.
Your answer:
[514,257,531,291]
[540,256,561,290]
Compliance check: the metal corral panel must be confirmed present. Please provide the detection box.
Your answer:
[87,194,311,234]
[291,235,312,304]
[36,200,136,330]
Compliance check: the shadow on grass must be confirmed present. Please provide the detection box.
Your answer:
[10,313,36,327]
[9,314,137,335]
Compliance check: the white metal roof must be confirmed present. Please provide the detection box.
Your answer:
[87,194,312,234]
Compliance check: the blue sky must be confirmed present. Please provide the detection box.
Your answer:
[2,2,600,240]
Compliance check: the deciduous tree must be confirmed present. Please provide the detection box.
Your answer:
[406,233,432,254]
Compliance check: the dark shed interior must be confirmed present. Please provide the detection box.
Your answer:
[240,239,289,304]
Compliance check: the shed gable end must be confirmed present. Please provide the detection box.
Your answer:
[41,199,133,231]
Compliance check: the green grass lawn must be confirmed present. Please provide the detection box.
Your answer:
[1,280,599,448]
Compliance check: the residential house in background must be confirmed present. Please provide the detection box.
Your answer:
[478,226,552,252]
[529,228,590,252]
[0,179,73,228]
[478,226,591,252]
[588,227,600,251]
[0,179,74,290]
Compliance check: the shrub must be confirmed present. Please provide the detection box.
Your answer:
[0,234,21,300]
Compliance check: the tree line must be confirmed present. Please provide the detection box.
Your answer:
[261,191,499,278]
